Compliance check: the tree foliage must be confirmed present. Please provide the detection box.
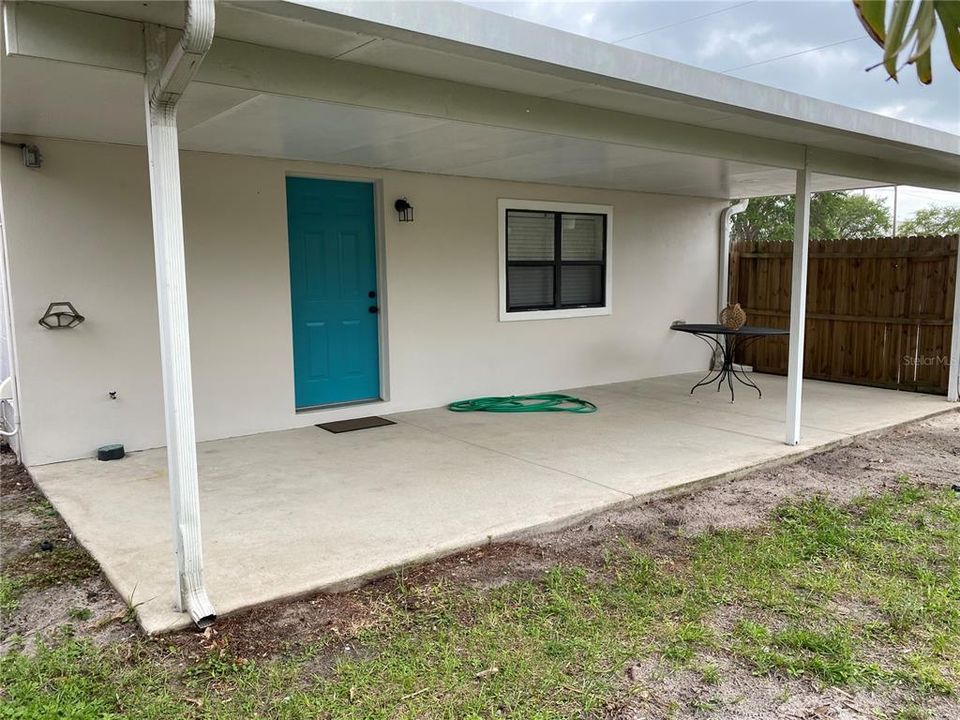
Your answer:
[853,0,960,84]
[732,191,892,243]
[898,204,960,235]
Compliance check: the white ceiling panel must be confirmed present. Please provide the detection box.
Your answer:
[179,94,448,159]
[702,114,960,174]
[324,122,569,173]
[550,86,735,125]
[1,55,145,145]
[0,53,258,144]
[24,0,957,186]
[180,86,262,132]
[47,1,377,59]
[340,38,585,98]
[702,115,850,151]
[545,156,733,198]
[450,139,678,184]
[1,53,886,199]
[213,5,375,59]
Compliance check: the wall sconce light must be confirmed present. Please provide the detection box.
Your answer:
[38,301,85,329]
[21,144,42,169]
[1,141,42,168]
[394,197,414,222]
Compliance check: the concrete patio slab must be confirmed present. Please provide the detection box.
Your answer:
[28,372,950,633]
[29,422,626,634]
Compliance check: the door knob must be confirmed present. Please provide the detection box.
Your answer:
[368,290,377,298]
[369,306,379,314]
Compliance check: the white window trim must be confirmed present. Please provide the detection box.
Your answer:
[498,198,613,322]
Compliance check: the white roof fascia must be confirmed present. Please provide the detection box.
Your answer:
[261,0,958,156]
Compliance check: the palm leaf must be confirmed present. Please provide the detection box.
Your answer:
[884,0,915,80]
[934,0,960,71]
[854,0,887,45]
[853,0,960,83]
[908,0,936,62]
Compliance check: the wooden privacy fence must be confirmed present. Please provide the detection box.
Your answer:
[729,235,959,394]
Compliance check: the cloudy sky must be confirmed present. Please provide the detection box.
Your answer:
[463,0,960,220]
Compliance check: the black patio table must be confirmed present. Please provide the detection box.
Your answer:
[670,323,789,402]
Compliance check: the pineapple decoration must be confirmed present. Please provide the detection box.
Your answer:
[720,303,747,330]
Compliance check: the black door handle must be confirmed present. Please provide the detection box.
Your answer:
[368,290,377,298]
[369,306,379,314]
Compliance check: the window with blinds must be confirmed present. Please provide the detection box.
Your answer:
[505,209,607,312]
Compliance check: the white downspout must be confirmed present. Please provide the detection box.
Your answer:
[714,199,749,369]
[143,0,216,628]
[718,198,749,317]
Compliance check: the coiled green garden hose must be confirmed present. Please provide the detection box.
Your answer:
[448,393,597,413]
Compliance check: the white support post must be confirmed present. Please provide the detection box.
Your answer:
[785,165,811,446]
[143,2,216,628]
[949,235,960,402]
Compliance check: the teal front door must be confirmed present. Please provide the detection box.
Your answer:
[286,177,380,408]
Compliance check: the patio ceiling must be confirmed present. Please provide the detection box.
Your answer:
[4,1,958,199]
[0,53,881,200]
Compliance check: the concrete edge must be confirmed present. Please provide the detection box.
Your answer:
[18,470,172,631]
[24,404,959,635]
[494,405,960,540]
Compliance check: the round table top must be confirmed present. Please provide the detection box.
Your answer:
[671,323,789,336]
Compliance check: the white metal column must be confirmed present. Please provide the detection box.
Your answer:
[143,1,216,627]
[785,166,811,445]
[949,236,960,402]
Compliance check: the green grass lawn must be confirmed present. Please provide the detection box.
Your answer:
[2,476,958,719]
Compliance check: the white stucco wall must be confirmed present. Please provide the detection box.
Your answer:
[2,138,722,465]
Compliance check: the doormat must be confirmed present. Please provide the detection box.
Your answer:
[317,416,396,433]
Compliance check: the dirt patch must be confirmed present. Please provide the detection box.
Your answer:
[610,654,959,720]
[165,410,959,662]
[2,411,959,716]
[1,448,129,651]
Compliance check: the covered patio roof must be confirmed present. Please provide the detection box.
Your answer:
[5,0,958,631]
[3,0,958,197]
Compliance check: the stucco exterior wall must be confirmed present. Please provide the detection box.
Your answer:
[2,138,723,465]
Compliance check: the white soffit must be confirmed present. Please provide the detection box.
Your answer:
[37,0,958,160]
[335,37,591,100]
[0,51,884,199]
[1,3,908,198]
[340,40,746,128]
[1,57,145,146]
[175,90,882,198]
[41,0,379,59]
[0,54,258,145]
[275,0,958,155]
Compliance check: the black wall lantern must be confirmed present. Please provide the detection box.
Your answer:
[0,141,42,168]
[39,301,85,329]
[394,197,414,222]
